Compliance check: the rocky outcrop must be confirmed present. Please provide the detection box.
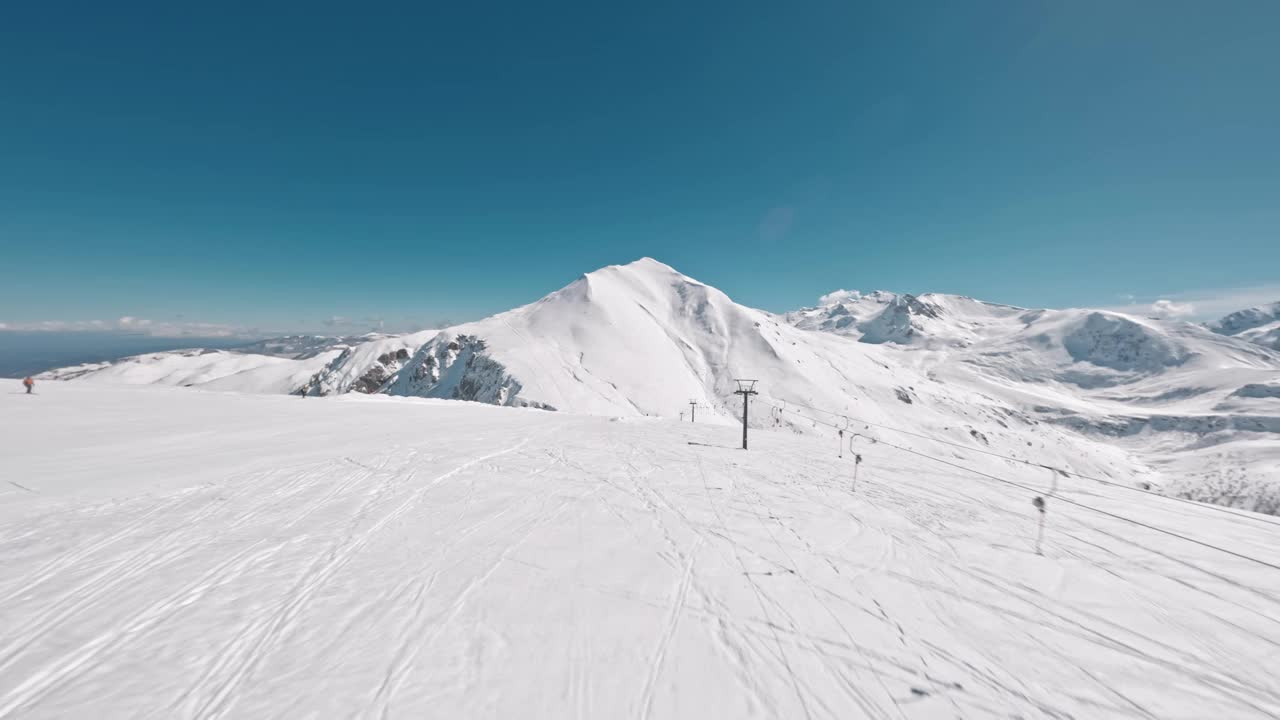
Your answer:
[385,334,550,409]
[349,348,411,393]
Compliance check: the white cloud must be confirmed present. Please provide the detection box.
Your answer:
[117,316,152,328]
[1149,299,1195,318]
[0,317,252,337]
[1100,284,1280,322]
[817,289,862,306]
[320,315,389,333]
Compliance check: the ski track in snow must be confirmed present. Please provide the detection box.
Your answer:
[3,386,1280,719]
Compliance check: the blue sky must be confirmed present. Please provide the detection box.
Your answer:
[1,1,1277,335]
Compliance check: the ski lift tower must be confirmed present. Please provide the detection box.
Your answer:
[733,379,759,450]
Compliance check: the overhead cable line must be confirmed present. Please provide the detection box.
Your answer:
[850,430,1280,573]
[759,397,1280,530]
[755,399,1280,572]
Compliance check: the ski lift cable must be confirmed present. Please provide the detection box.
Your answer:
[757,398,1280,530]
[843,431,1280,574]
[768,398,1280,531]
[755,398,1280,571]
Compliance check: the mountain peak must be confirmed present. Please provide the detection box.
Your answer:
[624,256,674,271]
[600,257,686,279]
[577,257,707,291]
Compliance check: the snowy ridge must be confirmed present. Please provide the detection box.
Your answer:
[785,289,1026,347]
[40,348,342,395]
[1209,301,1280,350]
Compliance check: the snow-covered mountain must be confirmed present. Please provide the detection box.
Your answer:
[38,258,1280,513]
[786,286,1280,512]
[785,289,1026,346]
[786,286,1279,410]
[1209,301,1280,350]
[13,268,1280,716]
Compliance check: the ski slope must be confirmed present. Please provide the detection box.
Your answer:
[4,385,1280,719]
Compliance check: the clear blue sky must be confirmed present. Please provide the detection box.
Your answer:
[2,1,1277,334]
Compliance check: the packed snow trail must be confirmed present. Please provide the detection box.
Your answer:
[2,385,1280,718]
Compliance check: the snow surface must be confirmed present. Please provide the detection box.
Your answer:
[3,384,1280,719]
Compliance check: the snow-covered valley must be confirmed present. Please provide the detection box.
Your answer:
[4,384,1280,719]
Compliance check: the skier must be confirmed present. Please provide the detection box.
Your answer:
[299,384,309,399]
[22,377,34,394]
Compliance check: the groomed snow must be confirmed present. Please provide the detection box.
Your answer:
[4,384,1280,718]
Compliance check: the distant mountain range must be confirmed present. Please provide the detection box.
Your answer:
[1208,301,1280,350]
[39,259,1280,513]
